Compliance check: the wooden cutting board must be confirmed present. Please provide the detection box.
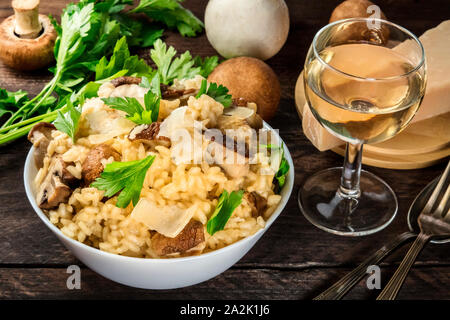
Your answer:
[295,71,450,169]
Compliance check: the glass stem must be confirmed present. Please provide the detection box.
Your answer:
[339,142,363,198]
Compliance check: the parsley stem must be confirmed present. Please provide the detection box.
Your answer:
[0,109,62,135]
[25,77,60,117]
[0,113,57,145]
[1,80,53,129]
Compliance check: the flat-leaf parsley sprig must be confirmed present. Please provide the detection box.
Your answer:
[131,0,204,37]
[102,75,161,125]
[207,190,244,235]
[194,56,219,78]
[150,39,219,85]
[150,39,199,85]
[53,101,81,142]
[91,155,156,208]
[196,79,232,107]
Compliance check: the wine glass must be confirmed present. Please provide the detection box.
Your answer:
[298,18,427,236]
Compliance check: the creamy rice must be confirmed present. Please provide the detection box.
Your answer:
[34,75,282,258]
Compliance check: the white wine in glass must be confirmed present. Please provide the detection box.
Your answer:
[299,19,426,236]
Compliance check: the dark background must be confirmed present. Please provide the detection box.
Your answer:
[0,0,449,299]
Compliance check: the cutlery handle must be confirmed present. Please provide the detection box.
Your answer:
[377,232,431,300]
[314,232,416,300]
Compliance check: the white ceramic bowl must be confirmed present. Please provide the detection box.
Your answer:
[24,123,294,289]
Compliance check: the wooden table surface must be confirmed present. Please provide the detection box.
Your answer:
[0,0,449,300]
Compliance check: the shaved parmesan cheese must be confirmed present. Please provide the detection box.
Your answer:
[158,106,205,164]
[97,82,115,98]
[412,20,450,122]
[98,83,149,99]
[110,84,149,99]
[130,199,193,238]
[158,106,191,139]
[80,83,154,144]
[79,98,135,143]
[172,75,204,91]
[302,102,341,151]
[85,110,135,142]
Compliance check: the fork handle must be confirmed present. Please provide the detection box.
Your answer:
[377,232,431,300]
[314,232,416,300]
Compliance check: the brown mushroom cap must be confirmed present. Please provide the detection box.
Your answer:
[108,76,197,104]
[128,122,171,149]
[244,191,268,217]
[0,14,57,71]
[160,85,196,103]
[329,0,389,44]
[55,157,79,187]
[110,76,142,87]
[330,0,387,23]
[208,57,281,121]
[27,121,55,142]
[82,144,120,186]
[151,219,205,256]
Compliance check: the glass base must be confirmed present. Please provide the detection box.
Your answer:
[298,167,398,236]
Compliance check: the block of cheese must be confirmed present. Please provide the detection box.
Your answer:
[302,101,341,151]
[300,20,450,151]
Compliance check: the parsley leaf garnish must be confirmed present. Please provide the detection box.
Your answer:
[53,100,81,142]
[91,155,156,208]
[193,56,219,78]
[203,82,233,107]
[261,143,290,189]
[276,154,290,188]
[102,97,146,121]
[150,39,201,85]
[195,79,232,107]
[207,190,244,235]
[101,73,161,125]
[131,0,204,37]
[102,90,160,125]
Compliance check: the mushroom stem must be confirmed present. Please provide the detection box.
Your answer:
[12,0,42,39]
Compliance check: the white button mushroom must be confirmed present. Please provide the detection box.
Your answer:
[204,0,290,61]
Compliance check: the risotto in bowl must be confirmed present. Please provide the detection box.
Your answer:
[24,75,294,289]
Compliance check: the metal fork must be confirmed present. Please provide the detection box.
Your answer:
[377,161,450,300]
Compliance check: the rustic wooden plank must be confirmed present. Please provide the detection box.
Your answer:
[0,266,448,299]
